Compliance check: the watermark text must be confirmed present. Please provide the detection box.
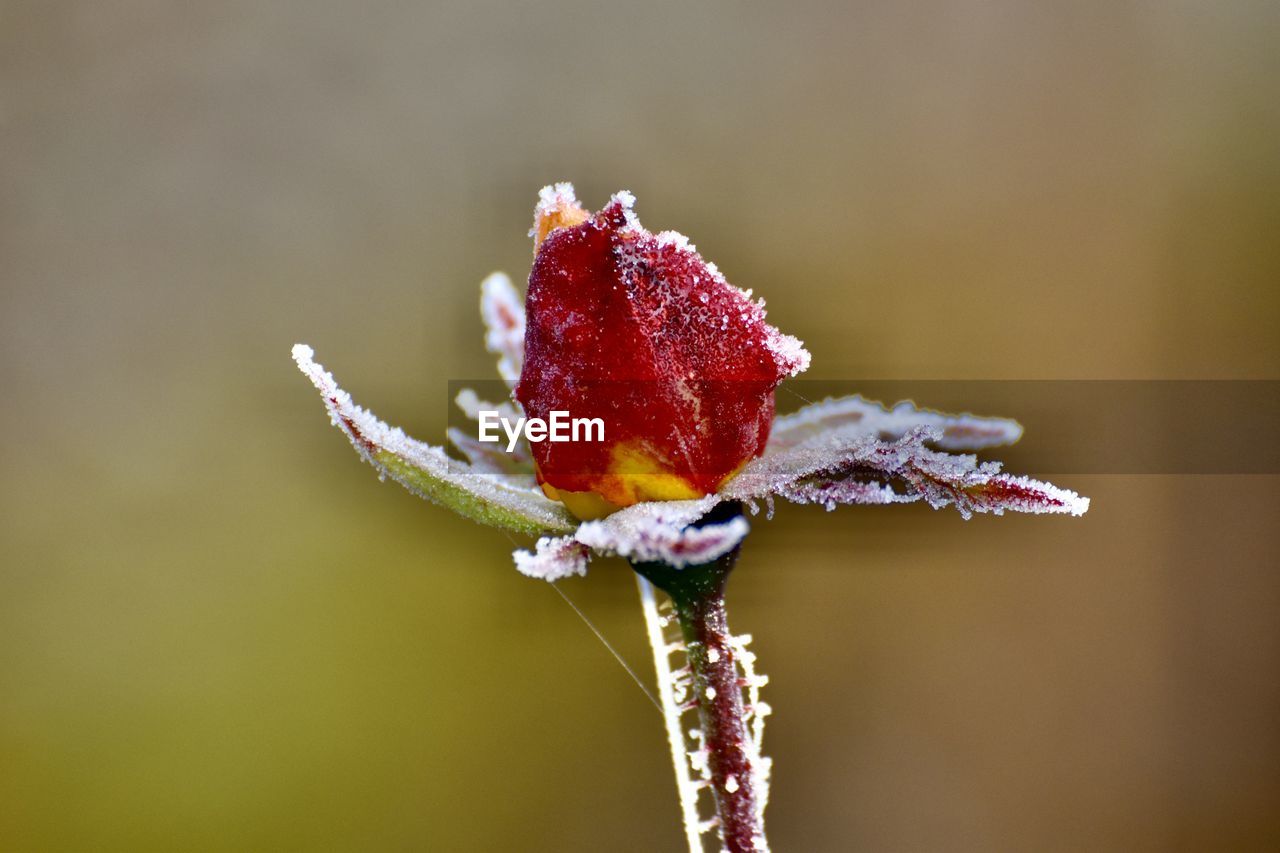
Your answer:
[478,410,605,452]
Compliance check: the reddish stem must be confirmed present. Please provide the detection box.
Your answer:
[632,502,765,851]
[674,585,763,852]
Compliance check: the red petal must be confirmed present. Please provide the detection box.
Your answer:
[516,191,808,508]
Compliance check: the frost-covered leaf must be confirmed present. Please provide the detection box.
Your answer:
[513,535,590,581]
[292,344,575,536]
[727,427,1088,519]
[769,395,1022,452]
[574,496,748,568]
[480,272,525,387]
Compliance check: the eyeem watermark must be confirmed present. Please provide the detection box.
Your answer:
[478,410,605,452]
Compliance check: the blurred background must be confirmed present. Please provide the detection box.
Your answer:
[2,1,1278,850]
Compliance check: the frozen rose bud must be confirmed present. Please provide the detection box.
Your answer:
[516,186,809,518]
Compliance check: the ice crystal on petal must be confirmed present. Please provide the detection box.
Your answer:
[574,497,749,567]
[764,331,811,378]
[655,230,693,252]
[513,535,590,581]
[609,189,641,231]
[480,272,526,387]
[292,344,576,536]
[606,210,810,382]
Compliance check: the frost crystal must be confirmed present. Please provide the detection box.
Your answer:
[532,182,580,232]
[779,478,909,510]
[764,331,811,378]
[480,272,526,387]
[655,230,693,252]
[609,189,641,230]
[513,535,590,581]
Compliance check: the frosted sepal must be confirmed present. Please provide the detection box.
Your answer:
[574,497,749,567]
[513,535,590,581]
[480,272,525,387]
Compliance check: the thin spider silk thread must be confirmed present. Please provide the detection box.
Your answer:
[497,529,660,713]
[549,581,661,714]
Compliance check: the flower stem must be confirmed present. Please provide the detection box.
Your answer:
[674,573,764,851]
[636,575,705,853]
[633,502,768,853]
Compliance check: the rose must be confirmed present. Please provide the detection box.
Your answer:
[515,186,810,518]
[294,181,1089,853]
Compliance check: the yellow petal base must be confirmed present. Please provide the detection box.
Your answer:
[538,441,709,520]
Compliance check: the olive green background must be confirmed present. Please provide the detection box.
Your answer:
[3,2,1278,850]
